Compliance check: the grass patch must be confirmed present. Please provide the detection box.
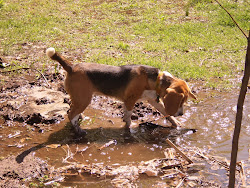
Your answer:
[0,0,249,89]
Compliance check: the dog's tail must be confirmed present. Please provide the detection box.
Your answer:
[46,47,72,73]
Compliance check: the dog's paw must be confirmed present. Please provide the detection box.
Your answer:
[73,126,87,136]
[123,129,131,139]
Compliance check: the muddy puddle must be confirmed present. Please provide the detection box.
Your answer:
[184,91,250,161]
[0,78,249,187]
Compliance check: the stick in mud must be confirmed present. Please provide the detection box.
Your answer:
[165,138,193,164]
[176,177,185,188]
[98,140,117,150]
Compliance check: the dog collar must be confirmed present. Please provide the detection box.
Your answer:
[155,71,164,96]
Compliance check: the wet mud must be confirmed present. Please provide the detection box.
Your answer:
[0,155,49,187]
[0,70,249,187]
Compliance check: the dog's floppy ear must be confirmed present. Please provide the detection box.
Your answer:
[189,91,197,100]
[163,88,184,116]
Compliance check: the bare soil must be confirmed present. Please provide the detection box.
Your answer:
[0,67,177,187]
[0,49,249,187]
[0,155,48,188]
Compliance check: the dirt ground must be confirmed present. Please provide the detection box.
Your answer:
[0,155,48,188]
[0,48,249,187]
[0,64,176,187]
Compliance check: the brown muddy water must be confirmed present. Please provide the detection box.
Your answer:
[0,83,249,187]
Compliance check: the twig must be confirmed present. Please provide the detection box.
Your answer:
[62,144,76,163]
[0,67,50,87]
[176,177,185,188]
[0,67,30,73]
[145,115,183,128]
[98,140,117,150]
[238,161,246,187]
[44,177,64,186]
[33,68,50,87]
[214,0,248,39]
[195,151,209,160]
[165,139,193,164]
[76,145,89,153]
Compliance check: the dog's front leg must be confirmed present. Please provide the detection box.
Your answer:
[123,102,142,139]
[123,106,132,130]
[122,107,133,139]
[141,91,182,128]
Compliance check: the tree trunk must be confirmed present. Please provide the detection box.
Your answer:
[228,31,250,187]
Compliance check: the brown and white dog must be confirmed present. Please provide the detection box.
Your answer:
[46,47,196,135]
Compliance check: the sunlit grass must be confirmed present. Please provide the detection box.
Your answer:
[0,0,248,88]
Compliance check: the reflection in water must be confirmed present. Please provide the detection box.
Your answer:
[179,91,250,161]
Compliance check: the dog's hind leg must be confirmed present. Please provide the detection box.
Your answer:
[70,112,85,135]
[122,106,133,140]
[68,95,92,135]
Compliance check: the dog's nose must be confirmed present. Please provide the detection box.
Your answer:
[174,112,183,117]
[178,112,184,116]
[174,107,184,117]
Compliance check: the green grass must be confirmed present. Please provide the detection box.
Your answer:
[0,0,249,89]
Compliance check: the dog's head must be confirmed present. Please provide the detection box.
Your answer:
[158,72,196,117]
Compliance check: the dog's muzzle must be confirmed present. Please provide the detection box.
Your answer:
[174,106,184,117]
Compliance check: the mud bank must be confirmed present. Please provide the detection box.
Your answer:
[0,70,249,187]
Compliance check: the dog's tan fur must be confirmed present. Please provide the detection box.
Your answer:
[46,47,196,135]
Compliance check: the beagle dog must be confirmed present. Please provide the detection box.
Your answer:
[46,48,196,135]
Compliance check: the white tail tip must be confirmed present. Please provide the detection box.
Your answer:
[46,47,55,57]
